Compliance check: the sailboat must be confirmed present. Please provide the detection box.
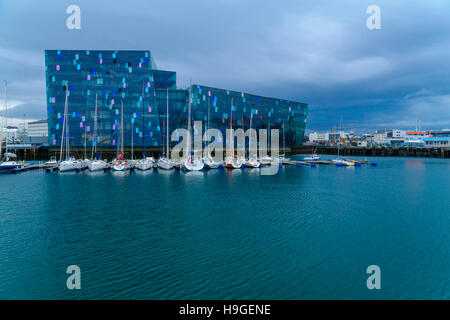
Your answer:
[244,112,260,168]
[0,152,23,171]
[181,85,204,171]
[279,119,288,162]
[158,89,174,170]
[135,87,154,171]
[128,110,137,168]
[112,101,130,171]
[81,110,90,169]
[0,81,23,171]
[259,115,274,165]
[59,83,82,172]
[331,122,353,166]
[88,94,107,171]
[225,98,244,169]
[203,90,223,169]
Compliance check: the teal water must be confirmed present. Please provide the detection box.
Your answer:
[0,156,448,299]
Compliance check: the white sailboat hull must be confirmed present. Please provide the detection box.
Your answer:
[303,155,320,161]
[135,157,154,171]
[112,162,130,171]
[259,156,273,165]
[88,160,107,171]
[332,159,354,166]
[181,159,204,171]
[204,158,223,169]
[59,160,81,172]
[158,158,174,170]
[0,161,23,171]
[225,156,244,169]
[81,159,91,169]
[244,158,260,168]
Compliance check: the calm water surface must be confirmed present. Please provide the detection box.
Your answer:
[0,156,449,299]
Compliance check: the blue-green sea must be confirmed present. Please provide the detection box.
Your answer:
[0,156,449,299]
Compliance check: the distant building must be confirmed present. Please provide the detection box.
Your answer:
[308,132,329,144]
[1,126,19,143]
[429,129,450,138]
[27,120,48,137]
[390,129,406,139]
[424,137,450,148]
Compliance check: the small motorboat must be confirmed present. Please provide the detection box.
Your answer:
[44,156,58,166]
[244,157,260,168]
[259,155,273,165]
[303,154,320,161]
[332,159,354,166]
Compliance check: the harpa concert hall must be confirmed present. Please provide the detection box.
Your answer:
[45,50,308,152]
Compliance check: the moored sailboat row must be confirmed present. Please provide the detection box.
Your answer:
[49,82,283,173]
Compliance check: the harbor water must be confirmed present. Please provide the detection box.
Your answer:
[0,156,448,299]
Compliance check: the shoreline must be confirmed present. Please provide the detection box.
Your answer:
[292,145,450,159]
[2,145,450,161]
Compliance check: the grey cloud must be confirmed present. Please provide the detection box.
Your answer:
[0,0,449,130]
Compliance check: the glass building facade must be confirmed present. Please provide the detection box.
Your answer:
[45,50,308,149]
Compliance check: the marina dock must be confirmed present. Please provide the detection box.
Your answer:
[0,157,377,174]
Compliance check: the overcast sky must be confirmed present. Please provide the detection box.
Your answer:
[0,0,449,132]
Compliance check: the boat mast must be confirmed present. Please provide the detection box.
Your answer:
[4,81,7,154]
[228,97,233,157]
[187,85,192,158]
[65,87,70,161]
[207,92,210,133]
[242,116,244,157]
[141,85,145,158]
[268,116,271,156]
[249,112,253,158]
[166,88,170,158]
[59,84,68,162]
[121,100,124,157]
[91,93,98,160]
[131,114,134,161]
[84,115,87,159]
[283,119,286,156]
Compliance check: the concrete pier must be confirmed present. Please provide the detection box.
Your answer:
[292,145,450,159]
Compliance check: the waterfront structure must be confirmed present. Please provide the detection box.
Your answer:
[429,129,450,137]
[306,128,450,148]
[27,120,48,137]
[45,50,308,150]
[308,132,329,144]
[424,137,450,148]
[308,131,350,145]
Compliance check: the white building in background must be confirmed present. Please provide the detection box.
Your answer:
[27,120,48,137]
[391,129,406,139]
[0,126,19,143]
[373,130,388,145]
[309,132,329,143]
